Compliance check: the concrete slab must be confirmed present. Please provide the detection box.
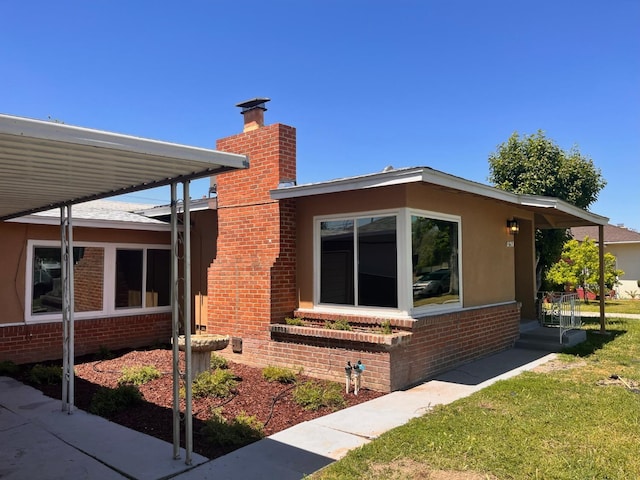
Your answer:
[434,349,556,386]
[0,421,126,480]
[0,377,207,480]
[269,421,371,459]
[177,438,335,480]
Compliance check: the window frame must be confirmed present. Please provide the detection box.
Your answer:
[25,240,171,324]
[313,208,462,317]
[407,208,463,315]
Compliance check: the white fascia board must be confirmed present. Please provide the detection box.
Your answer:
[270,167,426,199]
[0,113,249,168]
[9,215,173,232]
[271,166,520,205]
[419,169,519,204]
[519,195,609,225]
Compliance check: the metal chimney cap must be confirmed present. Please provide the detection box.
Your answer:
[236,97,270,113]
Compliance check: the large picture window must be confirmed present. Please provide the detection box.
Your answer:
[115,248,171,309]
[316,209,461,314]
[32,246,104,315]
[411,215,460,308]
[27,241,170,322]
[320,216,397,308]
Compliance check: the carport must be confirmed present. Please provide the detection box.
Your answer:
[0,113,248,464]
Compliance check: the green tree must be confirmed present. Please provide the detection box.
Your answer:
[488,131,606,289]
[546,237,623,302]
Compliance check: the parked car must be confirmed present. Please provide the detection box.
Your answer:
[413,269,450,297]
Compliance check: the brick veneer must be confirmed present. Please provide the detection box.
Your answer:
[213,302,520,392]
[207,123,297,339]
[0,314,171,365]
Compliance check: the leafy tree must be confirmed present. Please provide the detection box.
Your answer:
[546,237,623,302]
[488,131,606,289]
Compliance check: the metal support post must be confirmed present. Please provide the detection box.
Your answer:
[60,205,75,414]
[598,224,606,334]
[183,180,193,465]
[170,183,180,459]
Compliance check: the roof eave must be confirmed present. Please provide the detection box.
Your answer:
[9,215,173,232]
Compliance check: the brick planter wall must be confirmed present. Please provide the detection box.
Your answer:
[213,302,520,392]
[0,313,171,365]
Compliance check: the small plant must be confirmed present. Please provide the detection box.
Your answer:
[201,408,264,447]
[190,369,237,398]
[210,353,228,370]
[27,364,62,385]
[626,290,639,300]
[262,365,298,384]
[324,319,352,331]
[285,317,306,326]
[90,385,143,416]
[378,320,393,335]
[97,345,114,360]
[117,365,162,386]
[0,360,19,375]
[293,380,346,411]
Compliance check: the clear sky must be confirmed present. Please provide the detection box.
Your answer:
[2,1,639,230]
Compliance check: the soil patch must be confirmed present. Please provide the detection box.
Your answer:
[14,347,383,460]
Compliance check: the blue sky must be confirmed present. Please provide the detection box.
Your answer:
[2,1,639,229]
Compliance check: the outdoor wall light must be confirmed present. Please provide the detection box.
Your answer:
[507,218,520,235]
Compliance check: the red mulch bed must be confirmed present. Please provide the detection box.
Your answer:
[15,347,383,460]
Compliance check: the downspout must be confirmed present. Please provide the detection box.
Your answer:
[598,224,606,334]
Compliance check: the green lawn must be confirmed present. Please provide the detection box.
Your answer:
[578,299,640,315]
[313,316,640,479]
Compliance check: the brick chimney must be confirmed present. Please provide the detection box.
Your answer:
[207,99,297,352]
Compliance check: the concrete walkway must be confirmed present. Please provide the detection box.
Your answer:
[0,348,556,480]
[580,311,640,320]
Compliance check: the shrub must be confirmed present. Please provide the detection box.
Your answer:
[324,319,352,331]
[97,345,114,360]
[210,353,228,370]
[89,385,142,416]
[201,408,265,447]
[284,317,306,326]
[262,365,298,384]
[0,360,19,375]
[117,365,162,386]
[27,364,62,385]
[191,369,237,398]
[293,380,346,411]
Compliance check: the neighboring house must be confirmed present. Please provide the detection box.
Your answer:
[571,225,640,299]
[0,102,609,392]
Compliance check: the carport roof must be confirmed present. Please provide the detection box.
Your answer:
[0,113,248,221]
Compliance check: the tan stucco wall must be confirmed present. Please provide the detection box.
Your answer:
[0,221,170,325]
[295,183,536,311]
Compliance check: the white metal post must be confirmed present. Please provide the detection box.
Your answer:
[183,180,193,465]
[61,205,75,414]
[170,183,180,459]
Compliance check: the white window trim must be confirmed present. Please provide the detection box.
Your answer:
[312,207,463,317]
[25,240,171,324]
